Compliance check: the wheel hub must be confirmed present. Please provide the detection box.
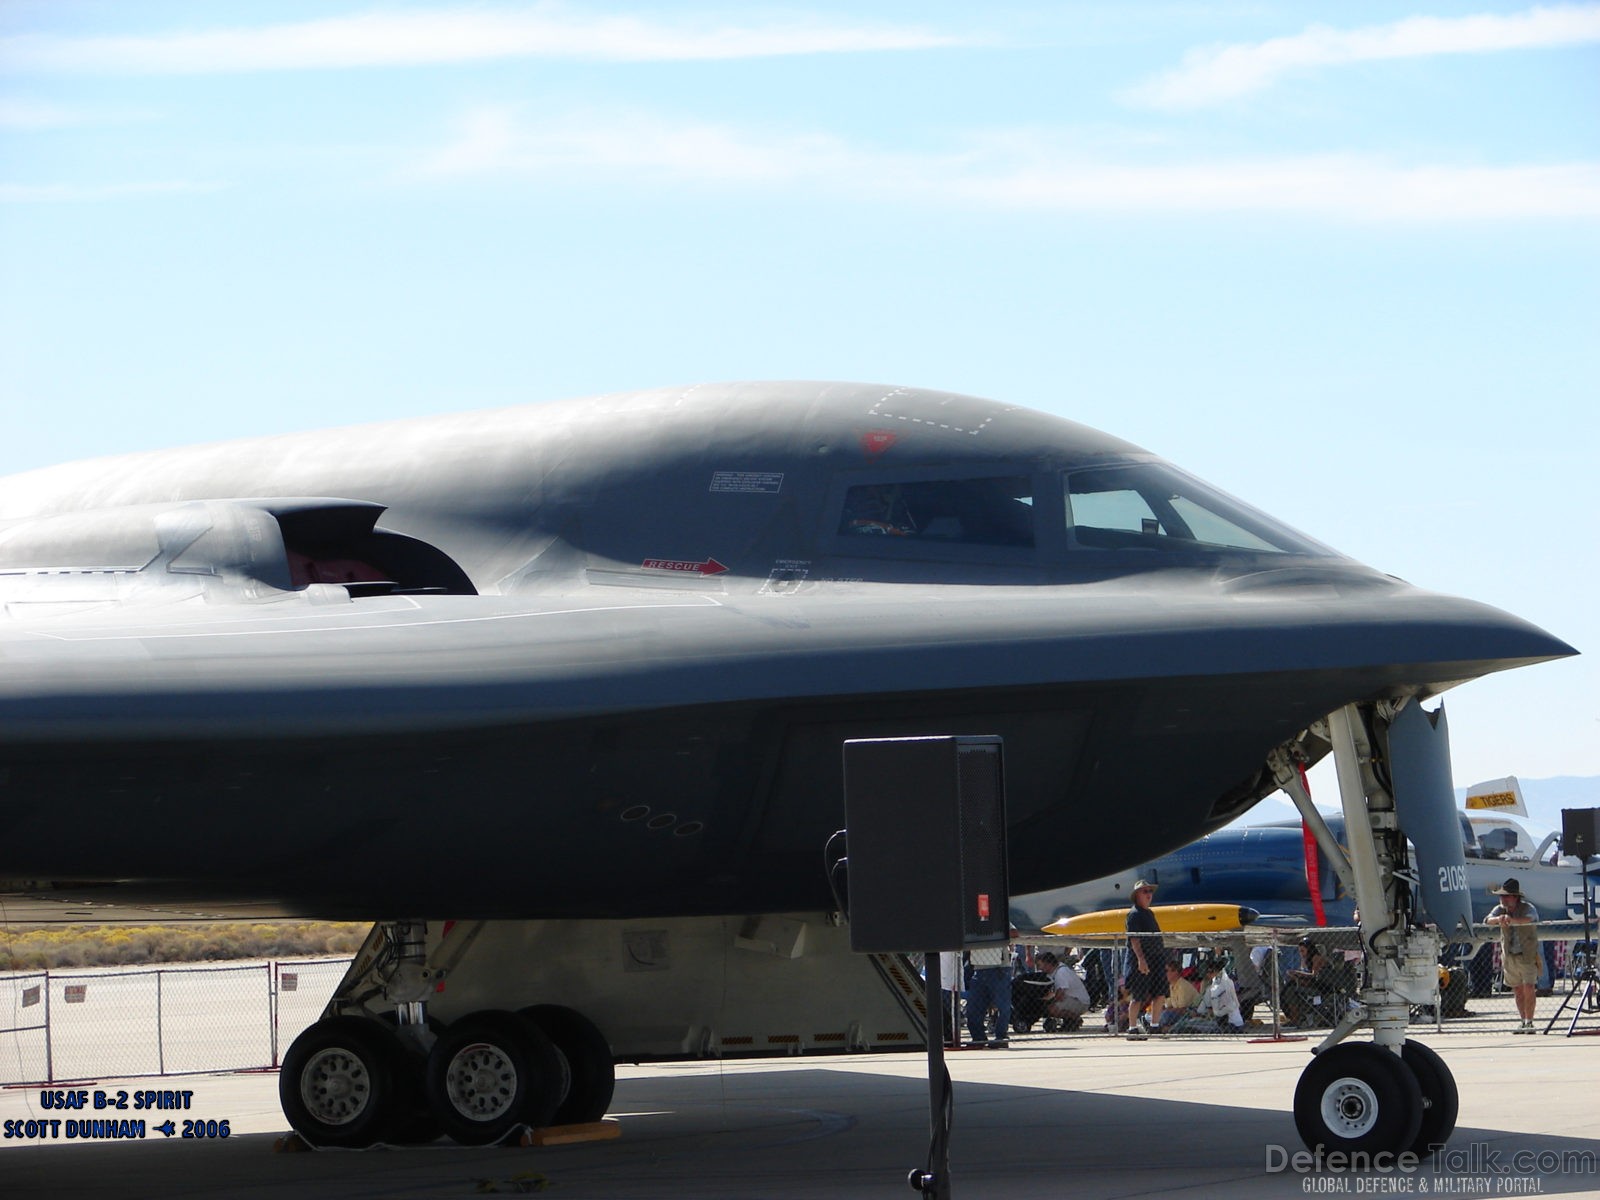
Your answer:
[300,1047,371,1126]
[445,1041,518,1120]
[1322,1077,1379,1138]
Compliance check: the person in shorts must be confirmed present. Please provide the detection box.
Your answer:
[1486,878,1540,1033]
[1124,880,1168,1037]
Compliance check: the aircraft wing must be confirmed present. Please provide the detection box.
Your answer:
[0,581,1561,740]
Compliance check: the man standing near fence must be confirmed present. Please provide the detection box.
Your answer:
[1124,879,1167,1039]
[1485,878,1540,1033]
[965,942,1014,1049]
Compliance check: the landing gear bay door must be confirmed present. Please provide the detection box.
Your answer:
[1386,701,1474,940]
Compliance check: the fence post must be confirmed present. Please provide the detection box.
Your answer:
[1269,943,1281,1035]
[156,969,166,1077]
[44,969,54,1084]
[269,961,279,1069]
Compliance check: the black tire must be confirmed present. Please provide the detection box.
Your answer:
[371,1015,444,1144]
[279,1016,403,1148]
[1294,1042,1423,1155]
[425,1010,565,1144]
[1400,1040,1459,1154]
[521,1005,616,1125]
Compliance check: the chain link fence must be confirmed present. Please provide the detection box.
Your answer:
[939,931,1598,1042]
[4,939,1593,1083]
[0,958,349,1085]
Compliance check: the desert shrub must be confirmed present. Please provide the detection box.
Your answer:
[0,922,370,970]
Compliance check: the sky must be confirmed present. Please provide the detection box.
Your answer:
[1,1,1596,799]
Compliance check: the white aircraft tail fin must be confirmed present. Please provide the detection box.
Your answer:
[1464,776,1528,817]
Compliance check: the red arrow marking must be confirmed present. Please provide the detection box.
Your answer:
[641,557,728,576]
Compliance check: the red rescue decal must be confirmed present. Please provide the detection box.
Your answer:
[861,430,898,457]
[641,557,728,576]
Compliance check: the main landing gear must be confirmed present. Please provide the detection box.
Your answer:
[278,922,616,1147]
[1271,702,1464,1157]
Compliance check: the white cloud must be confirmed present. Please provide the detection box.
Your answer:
[958,154,1600,221]
[0,181,221,203]
[0,98,79,129]
[0,5,966,74]
[414,106,863,184]
[1125,4,1600,108]
[413,108,1600,222]
[0,97,157,130]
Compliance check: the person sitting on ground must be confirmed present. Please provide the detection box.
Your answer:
[1222,939,1264,1021]
[1159,960,1200,1029]
[1037,951,1091,1030]
[1105,983,1132,1034]
[1197,960,1247,1032]
[1281,940,1350,1027]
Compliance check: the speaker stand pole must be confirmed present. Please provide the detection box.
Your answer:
[908,952,954,1199]
[1542,854,1599,1037]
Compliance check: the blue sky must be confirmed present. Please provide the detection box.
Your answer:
[2,2,1596,794]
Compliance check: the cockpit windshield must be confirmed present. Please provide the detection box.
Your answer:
[1064,462,1333,557]
[837,477,1034,547]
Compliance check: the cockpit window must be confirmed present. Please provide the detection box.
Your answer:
[1064,463,1330,556]
[838,477,1034,547]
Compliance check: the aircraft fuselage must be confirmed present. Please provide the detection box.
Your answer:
[0,383,1574,918]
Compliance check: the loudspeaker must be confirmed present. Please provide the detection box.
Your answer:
[842,735,1008,953]
[1562,808,1600,860]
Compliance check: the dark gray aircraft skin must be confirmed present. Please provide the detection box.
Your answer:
[0,382,1575,920]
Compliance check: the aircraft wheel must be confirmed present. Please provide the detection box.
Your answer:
[1294,1042,1423,1156]
[376,1011,447,1142]
[1400,1040,1459,1154]
[425,1010,564,1144]
[521,1004,616,1125]
[279,1016,403,1148]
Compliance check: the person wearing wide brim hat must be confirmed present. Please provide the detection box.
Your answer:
[1485,877,1541,1033]
[1124,879,1167,1038]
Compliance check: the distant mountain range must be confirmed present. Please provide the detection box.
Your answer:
[1238,774,1599,843]
[1454,775,1598,841]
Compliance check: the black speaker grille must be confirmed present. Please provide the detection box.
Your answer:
[1563,808,1600,860]
[842,736,1008,951]
[958,743,1007,941]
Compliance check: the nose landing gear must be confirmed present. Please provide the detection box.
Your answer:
[1274,702,1465,1158]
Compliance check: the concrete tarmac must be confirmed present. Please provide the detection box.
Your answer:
[3,1025,1597,1199]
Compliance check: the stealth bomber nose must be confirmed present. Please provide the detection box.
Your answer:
[1199,562,1576,694]
[1325,581,1575,691]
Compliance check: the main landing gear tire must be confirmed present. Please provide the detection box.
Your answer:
[1294,1042,1423,1156]
[1400,1040,1459,1154]
[375,1011,447,1144]
[520,1004,616,1125]
[279,1017,405,1148]
[424,1009,565,1145]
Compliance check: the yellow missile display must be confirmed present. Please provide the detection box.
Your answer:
[1041,903,1259,938]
